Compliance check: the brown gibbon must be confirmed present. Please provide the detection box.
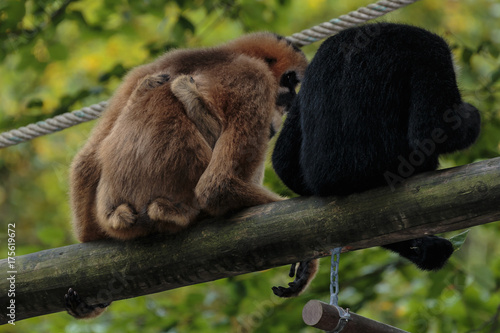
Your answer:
[65,32,308,319]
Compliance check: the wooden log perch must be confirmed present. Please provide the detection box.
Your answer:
[1,157,500,324]
[303,300,410,332]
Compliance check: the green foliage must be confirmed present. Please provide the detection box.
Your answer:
[1,0,499,332]
[449,230,469,251]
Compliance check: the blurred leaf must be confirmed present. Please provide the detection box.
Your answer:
[174,0,195,10]
[146,42,178,57]
[48,42,68,61]
[172,20,188,42]
[427,269,452,298]
[478,40,500,58]
[37,226,65,247]
[27,98,44,108]
[0,0,26,32]
[99,63,127,82]
[178,15,196,34]
[491,67,500,84]
[53,87,104,115]
[449,230,469,251]
[490,46,500,58]
[471,265,496,291]
[462,48,473,65]
[239,2,271,29]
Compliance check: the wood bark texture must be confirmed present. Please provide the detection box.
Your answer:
[1,157,500,323]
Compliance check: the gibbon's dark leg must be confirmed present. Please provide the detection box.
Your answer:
[273,236,455,298]
[65,288,110,319]
[271,100,319,298]
[441,102,481,152]
[273,235,455,298]
[408,98,481,156]
[384,31,478,270]
[138,73,171,91]
[382,236,454,270]
[406,45,480,154]
[272,259,319,297]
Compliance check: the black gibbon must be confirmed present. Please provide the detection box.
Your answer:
[271,23,481,297]
[66,32,308,318]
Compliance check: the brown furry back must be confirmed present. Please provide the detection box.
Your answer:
[70,32,308,242]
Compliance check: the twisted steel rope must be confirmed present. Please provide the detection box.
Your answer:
[286,0,420,47]
[0,102,107,148]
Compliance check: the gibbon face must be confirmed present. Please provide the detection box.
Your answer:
[226,33,307,124]
[227,33,307,138]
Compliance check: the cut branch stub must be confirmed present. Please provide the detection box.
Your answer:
[302,300,410,332]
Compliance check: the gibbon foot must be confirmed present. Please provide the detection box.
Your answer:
[147,198,197,231]
[108,203,137,231]
[196,177,282,217]
[65,288,110,319]
[171,74,196,91]
[272,259,319,298]
[171,74,222,149]
[137,73,171,92]
[382,236,454,271]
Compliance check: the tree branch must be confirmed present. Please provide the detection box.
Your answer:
[1,157,500,323]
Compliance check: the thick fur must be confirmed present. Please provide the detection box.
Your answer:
[68,32,307,318]
[70,32,307,242]
[272,23,480,296]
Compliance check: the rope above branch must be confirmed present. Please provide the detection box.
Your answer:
[287,0,419,47]
[0,0,421,149]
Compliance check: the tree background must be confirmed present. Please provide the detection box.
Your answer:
[0,0,499,332]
